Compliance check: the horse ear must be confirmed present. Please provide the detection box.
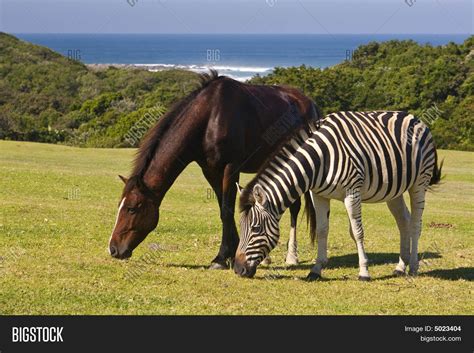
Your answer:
[236,183,244,195]
[118,175,128,184]
[252,184,267,207]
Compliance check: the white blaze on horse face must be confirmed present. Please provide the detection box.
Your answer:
[108,197,126,253]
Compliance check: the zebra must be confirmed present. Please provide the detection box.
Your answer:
[234,111,442,281]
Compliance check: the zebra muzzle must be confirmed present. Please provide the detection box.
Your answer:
[233,252,257,278]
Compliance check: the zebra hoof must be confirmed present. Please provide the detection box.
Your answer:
[393,269,405,277]
[209,261,229,270]
[305,272,321,282]
[285,255,299,266]
[358,276,371,282]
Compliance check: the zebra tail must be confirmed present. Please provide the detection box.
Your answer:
[304,191,317,245]
[429,148,444,187]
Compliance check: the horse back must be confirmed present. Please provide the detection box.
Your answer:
[199,77,319,172]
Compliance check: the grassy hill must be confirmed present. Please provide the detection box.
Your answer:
[0,32,87,142]
[0,32,199,146]
[0,140,472,314]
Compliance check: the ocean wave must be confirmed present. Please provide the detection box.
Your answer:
[206,65,272,73]
[131,63,271,73]
[87,63,272,81]
[225,74,254,82]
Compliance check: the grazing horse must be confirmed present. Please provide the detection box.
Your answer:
[235,111,442,280]
[108,70,320,269]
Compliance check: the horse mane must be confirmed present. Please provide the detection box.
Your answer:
[131,69,220,178]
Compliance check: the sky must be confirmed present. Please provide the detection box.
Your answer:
[0,0,472,34]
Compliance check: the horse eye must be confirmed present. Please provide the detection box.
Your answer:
[127,207,137,214]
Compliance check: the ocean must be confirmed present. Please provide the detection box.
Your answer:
[15,33,470,81]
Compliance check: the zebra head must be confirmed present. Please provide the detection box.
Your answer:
[234,183,280,278]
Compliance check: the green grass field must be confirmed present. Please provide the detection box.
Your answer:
[0,140,472,315]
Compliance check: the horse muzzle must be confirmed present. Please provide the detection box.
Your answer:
[109,245,132,260]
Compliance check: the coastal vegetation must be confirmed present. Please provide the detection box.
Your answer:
[0,32,472,150]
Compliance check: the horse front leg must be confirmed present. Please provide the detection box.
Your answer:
[208,164,240,269]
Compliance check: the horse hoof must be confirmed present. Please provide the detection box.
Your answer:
[393,269,405,277]
[305,272,321,282]
[358,276,371,282]
[209,262,229,270]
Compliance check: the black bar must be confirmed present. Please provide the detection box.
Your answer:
[0,316,472,352]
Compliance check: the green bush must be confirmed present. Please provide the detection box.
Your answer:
[250,38,473,150]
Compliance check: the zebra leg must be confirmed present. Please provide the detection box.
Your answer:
[344,191,370,281]
[307,195,329,281]
[386,196,411,276]
[408,187,426,276]
[262,198,302,266]
[286,198,301,265]
[348,219,355,242]
[261,256,272,266]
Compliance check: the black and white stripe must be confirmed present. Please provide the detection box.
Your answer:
[237,111,441,280]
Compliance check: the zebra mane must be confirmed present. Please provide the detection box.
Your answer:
[239,121,319,213]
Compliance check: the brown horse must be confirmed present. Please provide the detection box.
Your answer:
[108,70,319,269]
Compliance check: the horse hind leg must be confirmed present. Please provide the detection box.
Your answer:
[386,196,411,276]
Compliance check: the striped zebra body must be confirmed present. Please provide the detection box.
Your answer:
[235,111,442,280]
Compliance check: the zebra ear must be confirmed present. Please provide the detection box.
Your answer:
[236,183,244,195]
[252,184,268,207]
